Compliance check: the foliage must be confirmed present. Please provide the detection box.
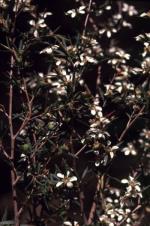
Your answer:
[0,0,150,226]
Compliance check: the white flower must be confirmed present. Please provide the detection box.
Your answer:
[131,67,143,74]
[91,109,96,115]
[145,33,150,38]
[29,18,46,28]
[78,6,86,14]
[104,84,115,95]
[109,222,114,226]
[122,143,137,156]
[86,56,98,64]
[117,215,123,221]
[38,18,46,28]
[99,27,117,38]
[105,5,112,10]
[95,161,100,167]
[19,129,26,136]
[33,30,38,38]
[56,171,77,188]
[66,9,76,18]
[107,30,112,38]
[38,72,44,78]
[106,197,113,203]
[29,20,36,26]
[91,105,103,117]
[40,47,53,54]
[79,53,98,65]
[108,146,119,158]
[142,42,150,57]
[135,34,144,41]
[126,218,131,223]
[64,221,79,226]
[122,21,132,28]
[43,12,53,18]
[99,29,106,34]
[116,50,130,60]
[140,129,150,139]
[141,57,150,73]
[99,215,114,226]
[0,0,7,8]
[116,85,123,93]
[140,12,150,18]
[20,153,27,162]
[121,176,142,197]
[66,6,86,18]
[121,178,129,184]
[122,3,138,16]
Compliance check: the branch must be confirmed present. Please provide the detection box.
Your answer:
[79,190,88,224]
[14,79,33,139]
[9,55,20,226]
[82,0,93,37]
[75,144,87,157]
[87,176,100,225]
[118,106,145,142]
[116,204,141,226]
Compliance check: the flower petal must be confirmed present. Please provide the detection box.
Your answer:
[56,181,63,187]
[112,146,119,150]
[91,109,96,115]
[66,171,70,177]
[131,150,137,155]
[67,181,73,188]
[64,221,72,226]
[57,173,64,178]
[70,176,77,182]
[121,179,128,184]
[124,150,130,155]
[110,151,114,159]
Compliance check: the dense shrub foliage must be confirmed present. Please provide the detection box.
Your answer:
[0,0,150,225]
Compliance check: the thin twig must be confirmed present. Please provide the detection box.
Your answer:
[118,106,145,142]
[75,144,87,157]
[117,204,141,226]
[82,0,93,37]
[79,190,88,224]
[87,176,100,225]
[9,55,20,226]
[14,79,33,139]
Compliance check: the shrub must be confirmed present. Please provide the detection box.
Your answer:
[0,1,149,225]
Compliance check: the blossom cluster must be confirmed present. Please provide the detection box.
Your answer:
[0,1,149,226]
